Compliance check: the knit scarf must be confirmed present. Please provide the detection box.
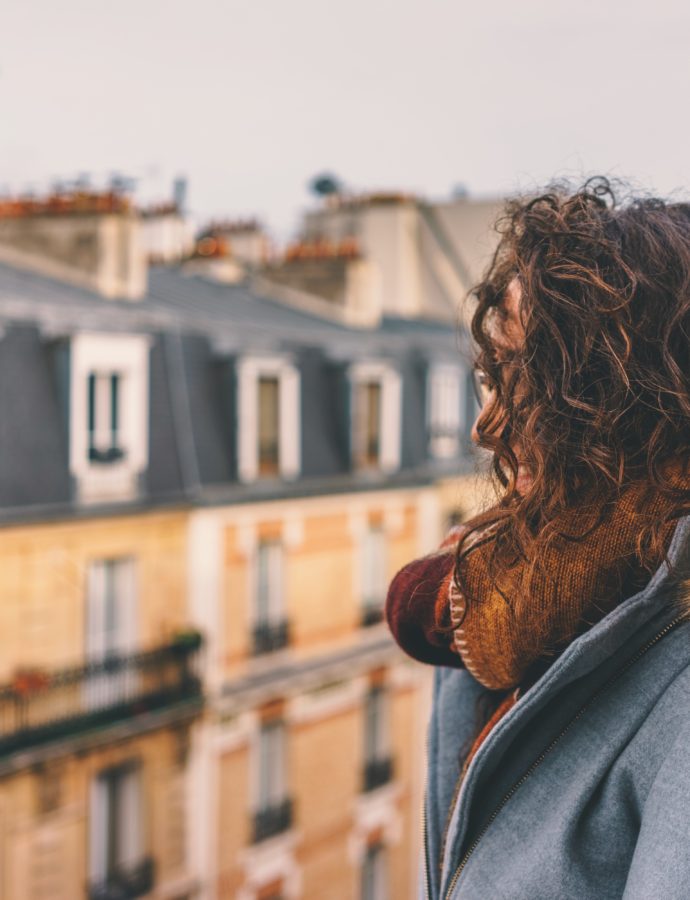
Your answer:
[385,467,690,692]
[444,473,690,690]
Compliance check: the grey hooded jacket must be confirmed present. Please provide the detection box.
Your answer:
[421,512,690,900]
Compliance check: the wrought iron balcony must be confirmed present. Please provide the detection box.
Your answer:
[88,444,126,464]
[360,603,384,627]
[88,856,155,900]
[252,619,290,656]
[0,634,203,758]
[362,755,394,792]
[252,796,293,843]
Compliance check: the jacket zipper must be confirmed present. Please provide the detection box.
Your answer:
[422,726,432,900]
[442,615,684,900]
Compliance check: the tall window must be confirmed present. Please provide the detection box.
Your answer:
[258,375,280,476]
[253,541,288,654]
[361,841,387,900]
[362,685,392,792]
[253,718,292,842]
[88,371,125,463]
[86,558,137,661]
[89,763,144,887]
[355,381,382,469]
[361,525,387,625]
[85,558,137,707]
[428,365,462,459]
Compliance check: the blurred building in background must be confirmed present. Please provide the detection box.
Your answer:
[0,184,499,899]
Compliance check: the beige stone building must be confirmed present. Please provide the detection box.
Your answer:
[0,189,497,899]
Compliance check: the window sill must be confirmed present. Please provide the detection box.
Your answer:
[77,462,140,505]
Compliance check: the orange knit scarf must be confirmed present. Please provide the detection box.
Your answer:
[436,470,690,691]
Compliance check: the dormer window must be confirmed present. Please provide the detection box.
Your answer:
[88,372,125,463]
[237,356,301,483]
[70,333,150,504]
[349,362,401,473]
[427,364,462,459]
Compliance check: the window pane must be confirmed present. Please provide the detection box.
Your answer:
[110,374,120,445]
[117,767,141,869]
[88,370,123,457]
[259,720,285,808]
[258,376,280,473]
[355,380,381,468]
[105,773,118,877]
[361,850,374,900]
[361,843,386,900]
[464,369,480,443]
[88,373,96,448]
[365,383,381,462]
[364,687,383,761]
[256,542,282,624]
[257,544,271,623]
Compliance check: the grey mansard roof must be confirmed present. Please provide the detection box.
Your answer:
[0,260,478,522]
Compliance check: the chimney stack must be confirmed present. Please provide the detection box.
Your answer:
[0,189,148,300]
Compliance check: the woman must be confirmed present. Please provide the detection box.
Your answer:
[386,178,690,899]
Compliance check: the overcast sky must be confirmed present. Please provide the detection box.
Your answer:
[2,0,689,239]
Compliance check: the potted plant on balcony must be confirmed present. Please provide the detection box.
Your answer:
[11,666,51,698]
[170,626,203,653]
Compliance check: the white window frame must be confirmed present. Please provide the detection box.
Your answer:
[237,356,301,483]
[70,333,150,503]
[349,362,401,473]
[427,363,462,459]
[89,762,143,884]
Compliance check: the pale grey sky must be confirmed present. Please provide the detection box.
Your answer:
[2,0,689,239]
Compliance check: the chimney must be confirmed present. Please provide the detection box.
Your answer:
[0,189,148,300]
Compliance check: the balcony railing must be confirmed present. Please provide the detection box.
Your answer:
[362,756,394,792]
[253,796,293,843]
[88,444,126,464]
[0,635,203,758]
[252,619,290,656]
[360,603,384,627]
[88,856,155,900]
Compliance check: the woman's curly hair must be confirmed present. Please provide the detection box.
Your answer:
[452,176,690,613]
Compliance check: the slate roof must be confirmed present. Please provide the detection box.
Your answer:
[0,260,478,523]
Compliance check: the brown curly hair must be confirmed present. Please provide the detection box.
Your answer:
[452,177,690,614]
